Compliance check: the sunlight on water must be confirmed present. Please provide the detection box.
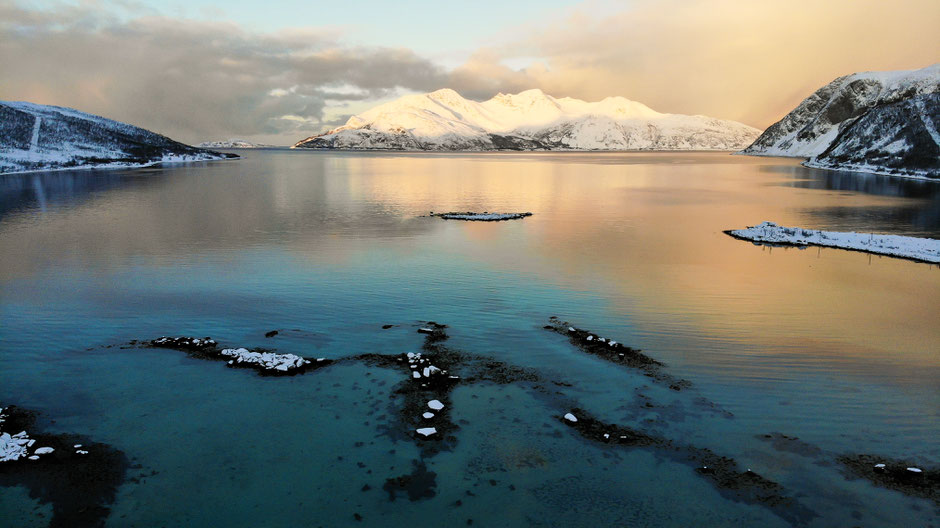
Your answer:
[1,151,937,527]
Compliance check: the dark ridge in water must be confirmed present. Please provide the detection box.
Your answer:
[558,407,818,525]
[758,432,825,459]
[545,317,691,390]
[837,454,939,505]
[0,406,129,528]
[382,460,438,502]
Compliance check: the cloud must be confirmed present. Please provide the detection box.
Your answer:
[0,3,448,143]
[460,0,940,128]
[1,0,937,144]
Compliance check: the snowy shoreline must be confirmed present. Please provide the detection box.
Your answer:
[0,154,239,176]
[725,222,940,264]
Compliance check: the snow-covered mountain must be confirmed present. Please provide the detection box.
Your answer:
[0,101,236,174]
[197,139,276,149]
[740,64,939,179]
[292,89,760,151]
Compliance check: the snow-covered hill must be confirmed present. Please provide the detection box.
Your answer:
[0,101,235,174]
[740,64,939,179]
[292,89,760,151]
[197,139,276,149]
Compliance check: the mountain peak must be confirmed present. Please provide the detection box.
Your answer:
[294,87,760,151]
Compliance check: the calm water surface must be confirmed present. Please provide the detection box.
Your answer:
[1,151,938,527]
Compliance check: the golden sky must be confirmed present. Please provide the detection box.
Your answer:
[1,0,937,143]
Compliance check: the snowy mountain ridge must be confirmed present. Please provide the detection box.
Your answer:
[293,89,760,151]
[197,139,276,149]
[0,101,235,174]
[740,64,939,179]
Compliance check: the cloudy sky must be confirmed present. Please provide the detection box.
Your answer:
[1,0,937,145]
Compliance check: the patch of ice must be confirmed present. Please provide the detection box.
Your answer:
[427,400,444,411]
[422,412,435,419]
[906,467,923,473]
[34,447,54,455]
[412,371,421,379]
[564,413,578,423]
[416,427,437,437]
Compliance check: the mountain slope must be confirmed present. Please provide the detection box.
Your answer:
[740,64,939,179]
[293,89,760,151]
[0,101,235,174]
[197,139,276,149]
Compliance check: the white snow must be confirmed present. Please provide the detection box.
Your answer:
[1,100,233,174]
[1,432,32,462]
[293,88,759,150]
[34,447,54,455]
[741,63,940,178]
[29,116,41,152]
[422,412,435,419]
[564,413,578,423]
[219,348,310,371]
[197,139,274,149]
[412,371,421,379]
[730,222,940,263]
[427,400,444,411]
[906,467,923,473]
[874,463,886,468]
[416,427,437,437]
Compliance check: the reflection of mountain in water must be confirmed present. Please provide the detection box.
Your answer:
[759,164,940,236]
[0,171,161,221]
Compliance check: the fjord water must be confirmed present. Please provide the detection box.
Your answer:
[0,151,937,527]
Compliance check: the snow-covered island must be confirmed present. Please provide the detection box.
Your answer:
[292,88,760,151]
[0,101,237,174]
[149,336,330,375]
[740,64,939,179]
[726,222,940,263]
[429,211,533,221]
[197,139,276,149]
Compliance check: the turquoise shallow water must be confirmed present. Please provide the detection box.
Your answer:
[1,150,938,527]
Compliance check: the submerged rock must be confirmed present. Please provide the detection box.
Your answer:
[838,454,939,504]
[545,317,691,390]
[0,405,129,527]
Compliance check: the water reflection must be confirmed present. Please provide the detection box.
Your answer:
[1,150,937,362]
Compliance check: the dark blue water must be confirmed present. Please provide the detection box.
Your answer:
[1,151,938,527]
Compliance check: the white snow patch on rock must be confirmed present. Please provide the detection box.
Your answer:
[416,427,437,437]
[564,413,578,423]
[436,212,533,221]
[729,221,940,263]
[219,348,310,371]
[427,400,444,411]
